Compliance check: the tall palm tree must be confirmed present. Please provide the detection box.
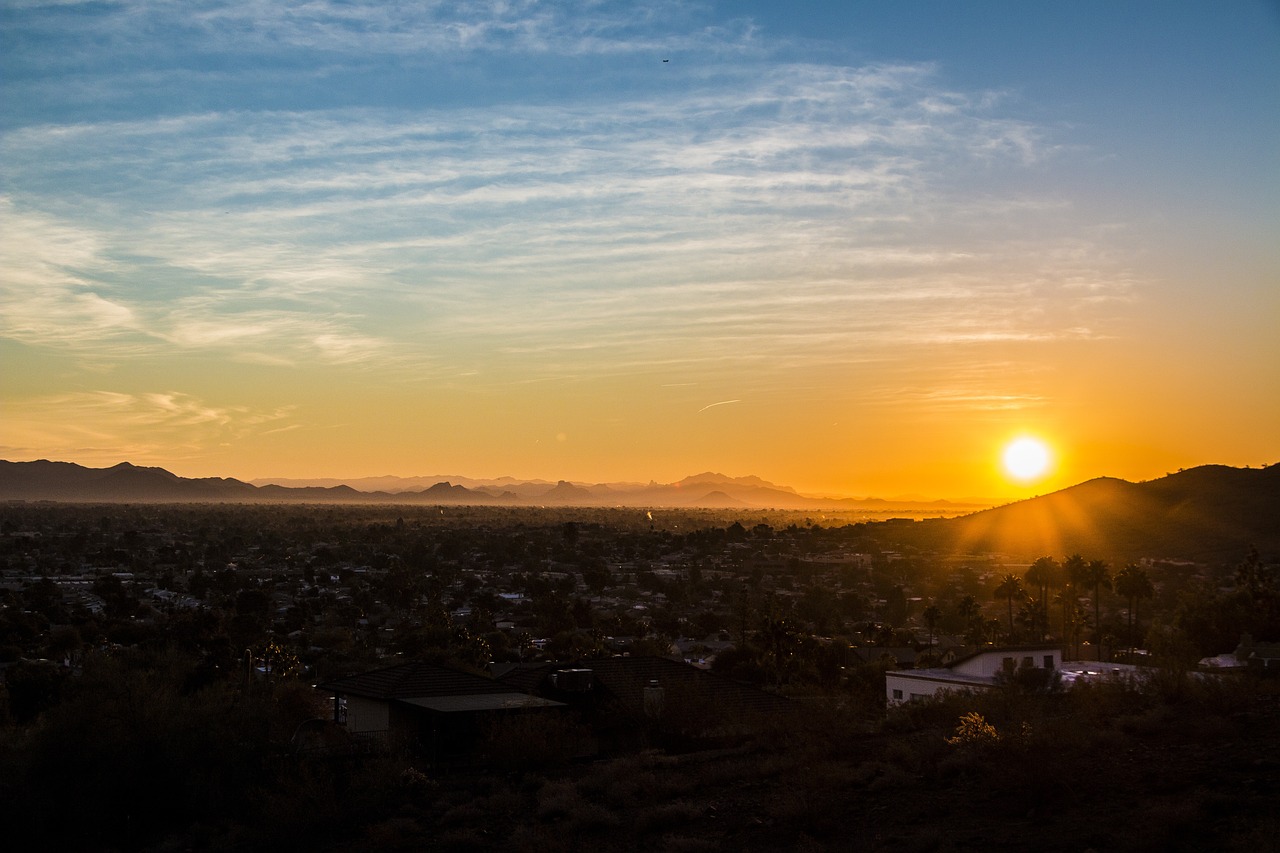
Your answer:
[1016,598,1042,642]
[956,594,983,647]
[1114,563,1155,658]
[923,603,942,649]
[993,574,1025,643]
[1081,559,1112,660]
[1061,554,1087,654]
[1025,556,1060,639]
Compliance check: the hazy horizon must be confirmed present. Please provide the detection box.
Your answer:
[3,1,1277,502]
[11,456,1275,510]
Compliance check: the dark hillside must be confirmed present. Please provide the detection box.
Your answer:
[0,460,257,502]
[900,463,1280,562]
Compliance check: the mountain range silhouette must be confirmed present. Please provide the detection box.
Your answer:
[0,460,978,511]
[2,459,1276,560]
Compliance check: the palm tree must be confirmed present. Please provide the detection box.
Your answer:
[1061,554,1087,654]
[1114,563,1155,658]
[993,574,1025,643]
[1016,598,1042,642]
[1081,559,1112,659]
[956,594,984,647]
[1024,556,1060,638]
[923,603,942,649]
[1063,553,1087,587]
[1053,587,1094,660]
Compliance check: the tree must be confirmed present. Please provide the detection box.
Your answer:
[993,574,1024,643]
[956,594,984,646]
[1114,563,1155,658]
[1234,545,1280,639]
[1061,554,1087,655]
[1016,598,1043,642]
[923,603,942,649]
[1024,556,1060,638]
[1081,559,1112,659]
[4,659,65,723]
[885,584,908,628]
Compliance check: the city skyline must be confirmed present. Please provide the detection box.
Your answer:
[3,1,1277,500]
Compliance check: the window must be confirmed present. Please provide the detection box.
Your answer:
[1022,656,1034,669]
[1044,655,1054,669]
[892,689,903,700]
[1002,657,1015,672]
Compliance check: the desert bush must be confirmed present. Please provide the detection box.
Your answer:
[881,689,976,733]
[2,651,276,847]
[532,777,622,834]
[428,827,491,852]
[505,823,576,852]
[632,801,703,836]
[361,816,429,848]
[438,802,490,828]
[577,750,692,806]
[658,837,719,853]
[945,711,1000,747]
[479,710,594,767]
[865,762,915,791]
[536,780,582,821]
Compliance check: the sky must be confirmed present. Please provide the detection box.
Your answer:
[2,0,1277,501]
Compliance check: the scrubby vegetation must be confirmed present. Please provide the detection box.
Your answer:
[2,641,1278,851]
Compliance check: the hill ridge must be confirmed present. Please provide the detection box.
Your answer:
[0,460,988,511]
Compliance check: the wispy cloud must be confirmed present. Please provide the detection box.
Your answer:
[1,391,295,465]
[2,60,1132,382]
[1,1,1143,423]
[697,399,741,414]
[0,196,395,365]
[6,0,743,62]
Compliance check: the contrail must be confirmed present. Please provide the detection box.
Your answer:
[697,399,741,414]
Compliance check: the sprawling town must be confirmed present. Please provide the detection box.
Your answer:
[2,501,1277,850]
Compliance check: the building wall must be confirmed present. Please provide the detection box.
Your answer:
[884,672,988,704]
[885,648,1061,703]
[345,695,390,735]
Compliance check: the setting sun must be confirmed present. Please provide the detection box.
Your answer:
[1002,437,1053,483]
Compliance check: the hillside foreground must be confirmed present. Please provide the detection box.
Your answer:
[4,651,1279,852]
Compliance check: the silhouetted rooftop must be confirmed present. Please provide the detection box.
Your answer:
[318,660,515,700]
[497,656,791,718]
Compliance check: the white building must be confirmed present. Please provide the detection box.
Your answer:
[885,645,1063,704]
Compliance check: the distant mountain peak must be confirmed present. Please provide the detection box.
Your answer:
[675,471,795,493]
[697,490,747,507]
[540,480,595,502]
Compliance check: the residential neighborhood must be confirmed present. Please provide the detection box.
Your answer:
[1,501,1278,851]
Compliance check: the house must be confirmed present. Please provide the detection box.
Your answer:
[495,656,792,751]
[1234,634,1280,675]
[885,645,1063,703]
[316,660,566,765]
[1056,660,1145,686]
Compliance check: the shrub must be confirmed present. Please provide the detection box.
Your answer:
[946,711,1000,747]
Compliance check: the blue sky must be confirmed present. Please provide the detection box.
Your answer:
[2,0,1277,498]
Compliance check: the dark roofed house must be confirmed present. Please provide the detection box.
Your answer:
[317,660,566,765]
[496,656,791,752]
